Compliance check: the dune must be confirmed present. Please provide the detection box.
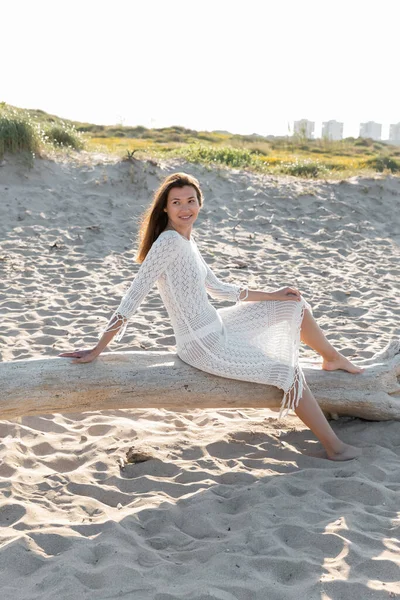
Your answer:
[0,152,399,599]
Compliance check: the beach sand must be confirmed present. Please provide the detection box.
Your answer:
[0,153,399,599]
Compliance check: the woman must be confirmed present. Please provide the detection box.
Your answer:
[60,173,363,461]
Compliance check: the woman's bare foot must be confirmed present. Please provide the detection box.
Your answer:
[326,443,362,461]
[322,352,365,374]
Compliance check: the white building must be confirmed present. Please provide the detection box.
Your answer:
[321,120,344,141]
[359,121,382,140]
[293,119,315,139]
[389,123,400,143]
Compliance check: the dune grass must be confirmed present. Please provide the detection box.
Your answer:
[44,124,84,149]
[0,104,42,158]
[174,144,261,169]
[0,103,84,159]
[84,128,400,178]
[366,155,400,173]
[2,103,400,178]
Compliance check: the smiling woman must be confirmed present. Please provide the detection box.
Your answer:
[60,172,364,462]
[163,185,200,233]
[136,173,204,262]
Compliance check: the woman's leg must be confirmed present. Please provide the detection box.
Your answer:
[300,307,364,374]
[294,382,362,460]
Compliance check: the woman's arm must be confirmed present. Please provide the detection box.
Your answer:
[58,312,126,363]
[202,258,246,303]
[107,231,180,332]
[201,254,301,303]
[58,330,118,363]
[59,232,181,363]
[95,313,127,354]
[242,287,302,302]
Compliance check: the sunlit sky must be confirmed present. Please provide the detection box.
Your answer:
[2,0,400,138]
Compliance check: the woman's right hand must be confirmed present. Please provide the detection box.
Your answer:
[58,348,101,364]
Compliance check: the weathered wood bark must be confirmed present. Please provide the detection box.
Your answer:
[0,340,399,421]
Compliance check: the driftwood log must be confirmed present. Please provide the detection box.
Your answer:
[0,340,399,421]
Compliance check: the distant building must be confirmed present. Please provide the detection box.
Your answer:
[294,119,315,139]
[322,120,343,141]
[359,121,382,141]
[389,123,400,143]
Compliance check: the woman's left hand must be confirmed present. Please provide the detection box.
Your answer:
[269,287,302,302]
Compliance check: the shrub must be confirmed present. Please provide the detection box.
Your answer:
[0,106,42,158]
[366,155,400,172]
[176,144,260,169]
[45,124,84,149]
[280,159,329,178]
[354,137,374,147]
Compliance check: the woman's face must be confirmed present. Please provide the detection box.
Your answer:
[164,185,200,229]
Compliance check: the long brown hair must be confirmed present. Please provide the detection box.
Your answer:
[136,172,203,263]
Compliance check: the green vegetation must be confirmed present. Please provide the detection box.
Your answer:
[1,102,400,178]
[71,121,400,178]
[45,124,84,149]
[366,155,400,173]
[0,103,83,159]
[0,104,42,158]
[175,145,260,169]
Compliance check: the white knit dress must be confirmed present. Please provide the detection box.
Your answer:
[106,230,308,416]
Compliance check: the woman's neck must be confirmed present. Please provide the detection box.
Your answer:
[165,222,192,241]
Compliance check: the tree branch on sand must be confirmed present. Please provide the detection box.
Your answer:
[1,340,399,421]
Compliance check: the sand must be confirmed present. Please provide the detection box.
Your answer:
[0,153,399,599]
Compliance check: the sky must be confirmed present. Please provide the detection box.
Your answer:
[2,0,400,138]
